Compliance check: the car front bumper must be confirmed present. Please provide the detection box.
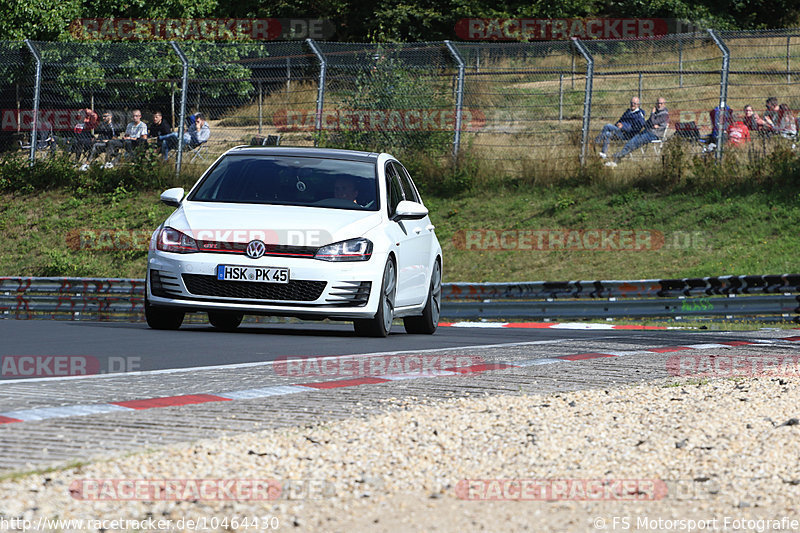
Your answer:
[146,251,383,319]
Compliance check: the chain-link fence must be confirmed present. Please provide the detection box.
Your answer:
[2,30,799,175]
[452,41,589,177]
[311,41,457,157]
[0,42,35,153]
[183,41,319,152]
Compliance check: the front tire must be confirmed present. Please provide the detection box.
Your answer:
[354,259,396,338]
[403,259,441,335]
[208,311,244,332]
[144,295,185,330]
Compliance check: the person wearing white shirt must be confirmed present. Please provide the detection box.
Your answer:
[122,109,148,157]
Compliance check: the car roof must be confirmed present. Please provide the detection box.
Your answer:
[226,146,381,163]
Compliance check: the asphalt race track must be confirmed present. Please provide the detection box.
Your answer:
[0,319,740,377]
[1,319,798,472]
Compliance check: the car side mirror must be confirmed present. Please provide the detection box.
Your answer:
[160,187,185,207]
[394,200,428,221]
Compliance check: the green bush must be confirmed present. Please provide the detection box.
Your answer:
[0,148,188,195]
[318,51,453,156]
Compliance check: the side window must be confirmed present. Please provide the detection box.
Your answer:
[394,162,421,203]
[385,163,404,216]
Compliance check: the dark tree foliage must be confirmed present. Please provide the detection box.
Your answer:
[1,0,798,41]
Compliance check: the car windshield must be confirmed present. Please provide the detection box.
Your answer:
[188,155,379,211]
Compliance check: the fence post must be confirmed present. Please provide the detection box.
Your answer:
[558,73,564,122]
[258,81,263,135]
[24,39,42,165]
[171,41,189,175]
[445,40,466,160]
[571,44,575,89]
[638,72,643,101]
[679,38,684,88]
[788,36,792,84]
[572,38,594,166]
[708,29,729,163]
[286,57,291,92]
[15,83,20,133]
[306,38,327,146]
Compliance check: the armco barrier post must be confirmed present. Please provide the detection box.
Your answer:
[708,29,729,163]
[572,38,593,166]
[171,41,189,175]
[444,40,466,160]
[24,39,42,165]
[306,39,327,146]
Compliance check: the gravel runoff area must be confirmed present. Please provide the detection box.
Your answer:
[2,376,800,532]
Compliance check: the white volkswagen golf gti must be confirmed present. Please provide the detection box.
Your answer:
[145,146,442,337]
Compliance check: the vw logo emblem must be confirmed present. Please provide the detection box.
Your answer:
[246,240,266,259]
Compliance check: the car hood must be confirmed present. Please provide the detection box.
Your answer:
[165,202,383,247]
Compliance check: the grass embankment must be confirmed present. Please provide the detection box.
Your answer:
[1,180,798,281]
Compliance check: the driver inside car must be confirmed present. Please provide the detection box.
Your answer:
[333,176,359,204]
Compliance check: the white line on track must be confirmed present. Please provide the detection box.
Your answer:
[0,337,602,385]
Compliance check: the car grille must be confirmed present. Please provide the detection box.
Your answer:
[326,281,371,307]
[150,270,182,298]
[196,241,318,258]
[182,274,326,301]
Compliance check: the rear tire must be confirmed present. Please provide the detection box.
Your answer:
[208,311,244,332]
[144,296,185,330]
[354,259,396,338]
[403,259,441,335]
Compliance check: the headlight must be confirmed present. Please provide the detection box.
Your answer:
[156,227,198,253]
[314,238,373,262]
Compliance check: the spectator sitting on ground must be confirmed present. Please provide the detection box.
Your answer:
[763,96,780,132]
[605,97,669,167]
[148,111,171,150]
[122,109,148,157]
[742,105,766,133]
[71,107,98,161]
[727,119,750,146]
[160,112,210,159]
[709,104,734,144]
[89,111,122,164]
[777,104,797,137]
[594,96,646,158]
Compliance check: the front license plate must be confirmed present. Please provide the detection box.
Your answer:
[216,265,290,284]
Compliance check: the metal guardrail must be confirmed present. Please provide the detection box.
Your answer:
[1,276,799,322]
[443,275,800,300]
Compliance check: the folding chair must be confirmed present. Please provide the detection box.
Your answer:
[673,121,712,153]
[18,128,55,156]
[643,122,669,155]
[188,140,208,163]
